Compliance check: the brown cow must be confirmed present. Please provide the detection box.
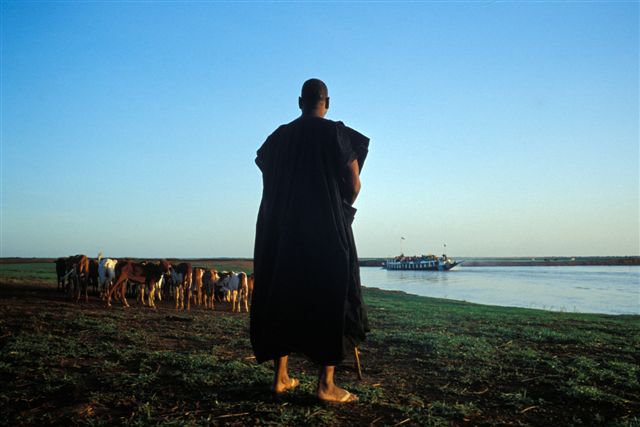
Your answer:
[106,260,171,308]
[88,258,99,295]
[191,267,205,310]
[202,269,219,310]
[66,255,90,302]
[54,258,67,292]
[247,272,254,305]
[237,272,249,313]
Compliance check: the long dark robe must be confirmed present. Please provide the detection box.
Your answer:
[250,116,370,366]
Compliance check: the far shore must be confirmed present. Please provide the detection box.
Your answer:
[2,256,638,267]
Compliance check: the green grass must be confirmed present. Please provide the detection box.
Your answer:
[0,262,57,282]
[0,262,638,425]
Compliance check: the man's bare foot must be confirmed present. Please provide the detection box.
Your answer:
[272,377,300,394]
[317,383,358,403]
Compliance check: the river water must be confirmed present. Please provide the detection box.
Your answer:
[359,265,640,315]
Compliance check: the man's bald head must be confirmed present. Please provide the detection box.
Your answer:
[299,78,329,117]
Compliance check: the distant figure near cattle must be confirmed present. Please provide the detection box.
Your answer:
[251,79,370,403]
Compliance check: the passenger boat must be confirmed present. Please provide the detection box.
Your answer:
[384,253,462,271]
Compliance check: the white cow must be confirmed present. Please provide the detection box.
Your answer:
[218,271,249,313]
[170,267,190,310]
[98,257,118,299]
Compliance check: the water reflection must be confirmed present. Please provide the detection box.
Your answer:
[359,265,640,315]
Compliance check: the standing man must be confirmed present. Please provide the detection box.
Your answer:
[251,79,369,403]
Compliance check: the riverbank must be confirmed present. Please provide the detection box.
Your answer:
[3,255,639,267]
[0,263,638,425]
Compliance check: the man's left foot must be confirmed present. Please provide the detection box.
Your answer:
[272,377,300,394]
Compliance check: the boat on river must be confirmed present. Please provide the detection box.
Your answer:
[384,253,462,271]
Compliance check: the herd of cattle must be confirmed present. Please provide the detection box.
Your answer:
[54,254,253,312]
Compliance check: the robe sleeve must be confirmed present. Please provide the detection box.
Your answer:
[336,122,370,173]
[334,121,357,170]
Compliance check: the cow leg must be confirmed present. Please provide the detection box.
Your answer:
[75,275,81,302]
[106,277,124,307]
[140,285,146,306]
[148,283,156,309]
[120,281,129,307]
[74,275,80,303]
[71,275,77,300]
[79,275,86,303]
[175,286,180,310]
[177,286,184,311]
[65,273,72,297]
[72,275,77,302]
[231,290,238,312]
[102,280,109,300]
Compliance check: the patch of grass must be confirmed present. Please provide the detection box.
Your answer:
[0,263,57,282]
[0,266,638,426]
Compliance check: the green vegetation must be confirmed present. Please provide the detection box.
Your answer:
[0,262,57,282]
[0,263,638,425]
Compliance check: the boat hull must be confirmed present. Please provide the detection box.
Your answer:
[384,261,462,271]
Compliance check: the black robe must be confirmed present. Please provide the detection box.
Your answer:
[250,116,370,366]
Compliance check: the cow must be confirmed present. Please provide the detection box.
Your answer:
[214,271,231,302]
[237,272,249,313]
[218,271,249,313]
[98,257,118,299]
[106,260,171,308]
[247,272,254,305]
[191,267,205,310]
[170,263,192,311]
[66,254,90,303]
[88,258,99,295]
[54,258,67,292]
[202,269,219,310]
[145,273,164,306]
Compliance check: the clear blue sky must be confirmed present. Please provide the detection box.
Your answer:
[1,1,638,258]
